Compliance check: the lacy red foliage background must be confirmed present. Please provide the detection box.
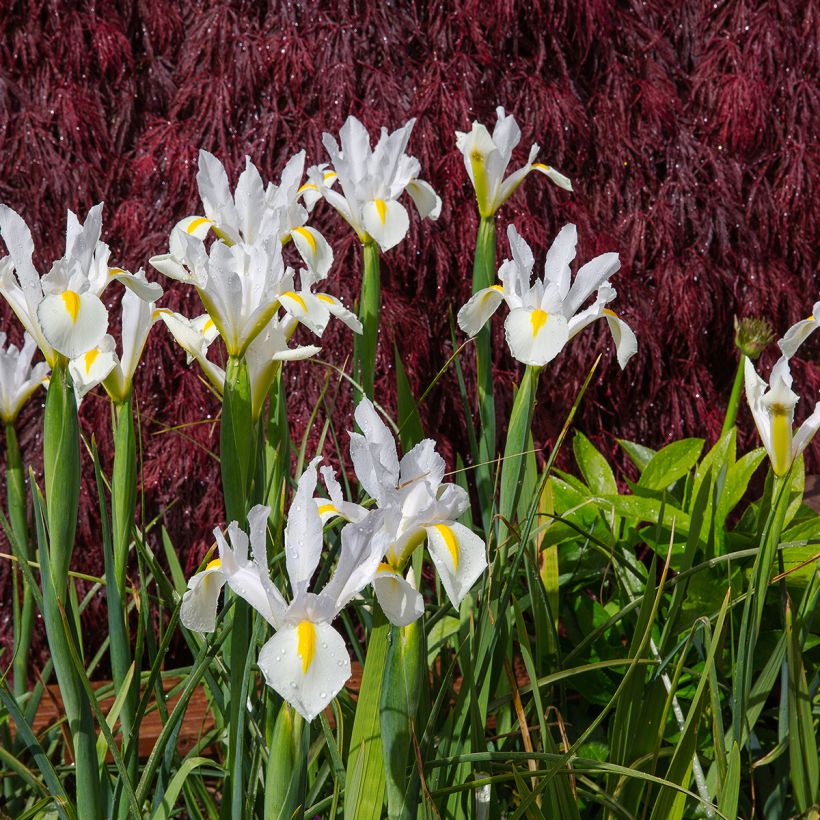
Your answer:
[0,0,817,666]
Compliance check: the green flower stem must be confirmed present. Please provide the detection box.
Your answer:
[344,605,390,819]
[354,240,381,400]
[381,617,423,819]
[41,360,101,817]
[110,397,139,797]
[720,353,746,437]
[497,365,542,566]
[731,472,790,747]
[264,702,307,820]
[220,355,256,820]
[5,422,33,700]
[472,217,497,527]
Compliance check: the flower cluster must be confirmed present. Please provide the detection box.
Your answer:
[181,397,487,720]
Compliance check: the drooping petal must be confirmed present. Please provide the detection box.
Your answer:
[792,402,820,464]
[405,179,442,220]
[604,309,638,369]
[180,562,227,633]
[257,620,351,721]
[531,163,573,191]
[279,289,331,337]
[425,522,487,608]
[37,290,109,359]
[158,310,225,390]
[291,226,334,279]
[504,307,570,367]
[317,293,363,334]
[457,286,505,337]
[362,198,409,251]
[68,335,118,399]
[778,299,819,358]
[373,565,425,627]
[108,268,164,302]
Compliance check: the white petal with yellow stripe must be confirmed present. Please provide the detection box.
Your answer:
[68,335,118,399]
[373,564,425,627]
[257,619,350,722]
[504,306,569,367]
[424,522,487,608]
[457,285,505,337]
[37,289,109,359]
[362,198,410,252]
[278,289,330,336]
[291,226,333,279]
[180,559,227,633]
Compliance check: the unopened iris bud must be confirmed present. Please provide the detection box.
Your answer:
[734,316,775,360]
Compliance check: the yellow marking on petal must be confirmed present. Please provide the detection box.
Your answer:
[469,149,491,216]
[297,620,316,674]
[323,171,337,181]
[203,318,215,333]
[769,403,792,477]
[532,162,551,172]
[108,267,125,277]
[603,308,618,319]
[62,290,81,324]
[186,217,213,234]
[205,558,222,571]
[317,293,335,304]
[374,199,387,224]
[152,308,171,320]
[281,291,307,311]
[318,503,338,516]
[83,348,99,374]
[481,285,503,303]
[376,562,394,574]
[298,182,319,194]
[530,309,548,337]
[433,524,459,571]
[292,226,317,254]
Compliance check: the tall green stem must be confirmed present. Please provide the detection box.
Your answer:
[720,353,746,437]
[5,422,33,700]
[41,360,101,817]
[220,356,255,820]
[472,218,497,527]
[345,606,390,819]
[497,365,541,566]
[110,397,139,799]
[354,240,381,400]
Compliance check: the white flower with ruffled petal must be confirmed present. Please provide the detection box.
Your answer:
[306,116,441,252]
[180,462,389,721]
[456,107,572,217]
[0,204,161,364]
[278,266,362,338]
[348,397,487,626]
[458,223,637,369]
[0,332,50,423]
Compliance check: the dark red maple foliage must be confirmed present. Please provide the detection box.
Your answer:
[0,0,817,667]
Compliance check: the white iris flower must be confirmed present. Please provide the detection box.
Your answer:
[458,223,637,369]
[0,204,161,364]
[180,461,389,721]
[456,107,572,217]
[745,305,820,477]
[0,332,50,423]
[305,116,441,251]
[348,397,487,627]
